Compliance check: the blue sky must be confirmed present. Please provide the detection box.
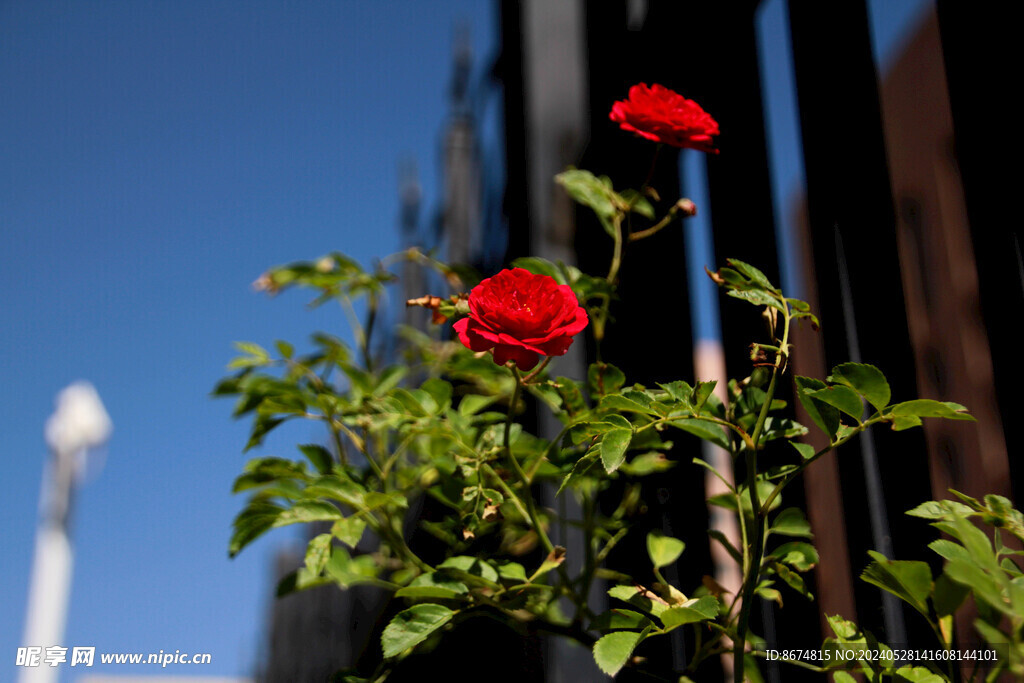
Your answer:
[1,0,928,680]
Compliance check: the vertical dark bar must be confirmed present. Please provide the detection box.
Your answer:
[787,0,934,644]
[934,0,1024,500]
[579,3,707,679]
[496,0,530,263]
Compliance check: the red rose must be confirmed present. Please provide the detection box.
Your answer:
[609,83,720,153]
[453,268,588,371]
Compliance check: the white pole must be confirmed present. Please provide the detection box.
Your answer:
[20,383,111,683]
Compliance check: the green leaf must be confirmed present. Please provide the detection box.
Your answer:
[458,394,498,417]
[905,500,974,521]
[274,500,344,527]
[833,672,858,683]
[667,418,730,449]
[692,381,717,413]
[530,547,567,582]
[556,451,599,496]
[510,256,564,282]
[229,501,283,557]
[601,428,633,473]
[794,376,840,439]
[298,444,334,474]
[275,567,332,597]
[889,400,974,421]
[770,541,820,571]
[556,168,620,237]
[373,366,407,396]
[495,561,527,583]
[619,189,655,218]
[590,609,653,633]
[659,380,695,406]
[381,604,455,658]
[726,258,777,291]
[607,585,669,618]
[305,533,332,575]
[438,556,499,584]
[772,508,813,538]
[274,340,294,359]
[808,385,864,421]
[932,572,969,617]
[829,363,891,412]
[396,573,469,600]
[894,666,945,683]
[646,531,685,569]
[588,362,626,397]
[860,550,933,617]
[727,287,784,310]
[601,393,657,415]
[773,562,814,600]
[790,442,815,460]
[660,596,719,630]
[593,628,649,677]
[331,516,367,548]
[890,415,922,431]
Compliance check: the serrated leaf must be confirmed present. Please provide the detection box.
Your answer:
[601,394,657,415]
[556,169,620,237]
[889,400,974,421]
[438,556,499,583]
[593,629,649,676]
[860,550,932,617]
[646,531,685,569]
[601,428,633,473]
[770,541,819,571]
[830,363,890,412]
[590,609,653,633]
[229,502,283,557]
[667,418,730,449]
[557,451,599,496]
[906,500,974,521]
[660,596,719,630]
[808,385,864,421]
[607,585,669,618]
[331,516,367,548]
[794,376,839,440]
[588,362,626,396]
[726,258,777,291]
[772,508,813,538]
[381,604,455,658]
[274,500,344,527]
[305,533,332,575]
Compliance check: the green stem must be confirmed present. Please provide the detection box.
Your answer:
[505,370,556,554]
[733,301,791,683]
[627,199,692,243]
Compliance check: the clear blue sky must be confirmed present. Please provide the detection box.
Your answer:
[1,0,927,680]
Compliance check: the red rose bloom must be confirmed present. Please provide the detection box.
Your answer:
[609,83,720,153]
[453,268,588,371]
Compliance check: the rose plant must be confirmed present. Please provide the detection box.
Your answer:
[217,85,997,681]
